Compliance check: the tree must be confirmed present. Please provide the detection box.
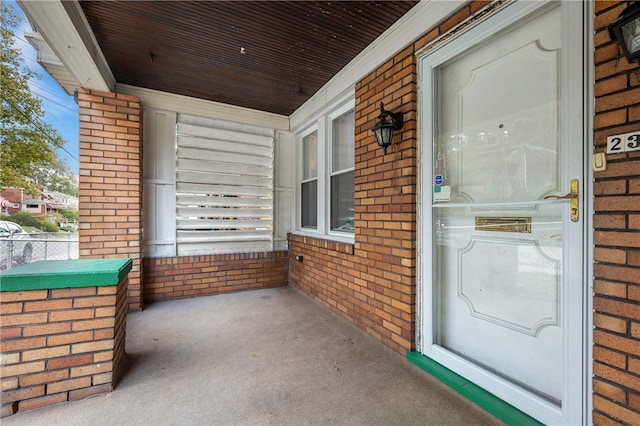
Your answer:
[59,208,79,222]
[31,159,79,197]
[1,3,66,196]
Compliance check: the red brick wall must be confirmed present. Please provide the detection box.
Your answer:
[78,89,143,311]
[143,251,288,301]
[0,280,127,417]
[288,235,359,324]
[593,2,640,424]
[289,1,493,355]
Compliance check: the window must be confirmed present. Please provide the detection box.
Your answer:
[298,100,355,238]
[301,131,318,229]
[330,110,355,232]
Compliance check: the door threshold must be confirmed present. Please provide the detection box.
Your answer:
[406,351,543,426]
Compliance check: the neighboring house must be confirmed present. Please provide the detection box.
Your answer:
[0,189,78,219]
[17,1,640,425]
[42,191,79,210]
[21,198,47,219]
[0,188,25,216]
[42,191,79,223]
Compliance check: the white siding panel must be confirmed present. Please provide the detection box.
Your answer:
[178,114,276,138]
[143,109,177,257]
[176,207,272,218]
[176,170,271,188]
[177,146,273,167]
[177,194,271,208]
[178,240,272,256]
[176,113,274,254]
[178,219,272,229]
[274,130,295,249]
[177,182,271,198]
[178,124,273,147]
[177,158,271,178]
[180,141,272,160]
[144,110,176,181]
[177,230,272,242]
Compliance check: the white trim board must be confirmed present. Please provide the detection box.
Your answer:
[117,84,289,131]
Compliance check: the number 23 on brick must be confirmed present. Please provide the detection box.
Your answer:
[607,131,640,154]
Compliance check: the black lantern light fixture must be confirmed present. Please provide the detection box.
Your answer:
[371,102,403,155]
[608,1,640,64]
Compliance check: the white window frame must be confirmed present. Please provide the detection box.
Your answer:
[296,96,355,243]
[328,104,355,235]
[300,124,321,232]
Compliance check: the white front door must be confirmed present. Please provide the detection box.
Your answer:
[419,2,586,424]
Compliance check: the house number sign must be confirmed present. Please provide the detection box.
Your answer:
[607,131,640,154]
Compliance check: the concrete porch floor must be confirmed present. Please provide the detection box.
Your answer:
[4,286,503,425]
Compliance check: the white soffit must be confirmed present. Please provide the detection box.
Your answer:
[289,0,465,129]
[17,0,114,93]
[24,31,78,96]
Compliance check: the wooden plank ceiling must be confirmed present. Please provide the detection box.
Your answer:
[79,1,419,116]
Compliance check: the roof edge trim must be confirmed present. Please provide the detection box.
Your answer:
[17,0,115,93]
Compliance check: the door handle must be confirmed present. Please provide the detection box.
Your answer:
[543,179,579,222]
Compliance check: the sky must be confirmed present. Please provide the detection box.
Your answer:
[10,0,80,175]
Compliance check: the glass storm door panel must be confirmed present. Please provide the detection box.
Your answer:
[421,2,584,424]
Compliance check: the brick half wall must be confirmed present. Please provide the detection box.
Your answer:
[0,279,127,417]
[143,251,288,301]
[288,234,414,354]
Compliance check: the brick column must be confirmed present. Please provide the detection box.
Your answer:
[78,89,143,310]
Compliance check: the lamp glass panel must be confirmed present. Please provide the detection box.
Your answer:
[373,128,382,146]
[378,127,393,147]
[621,18,640,55]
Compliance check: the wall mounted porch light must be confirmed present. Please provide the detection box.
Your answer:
[608,1,640,64]
[371,102,403,155]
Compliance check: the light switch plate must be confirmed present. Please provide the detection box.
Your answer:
[593,152,607,172]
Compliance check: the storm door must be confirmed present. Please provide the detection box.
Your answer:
[419,2,585,424]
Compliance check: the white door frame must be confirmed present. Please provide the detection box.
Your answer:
[416,1,593,424]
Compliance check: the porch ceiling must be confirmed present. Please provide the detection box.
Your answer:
[78,1,419,116]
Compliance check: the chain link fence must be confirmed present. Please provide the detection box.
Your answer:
[0,233,79,271]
